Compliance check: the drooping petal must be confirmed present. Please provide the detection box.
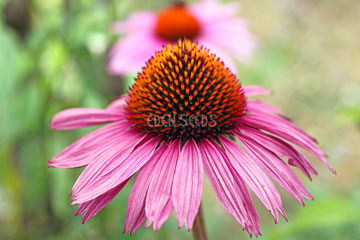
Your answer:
[226,160,261,237]
[235,130,313,205]
[145,140,180,229]
[199,139,260,236]
[219,136,286,223]
[247,99,286,117]
[124,144,168,234]
[243,85,271,97]
[49,121,131,168]
[75,178,130,223]
[240,114,335,173]
[50,108,125,130]
[152,199,173,232]
[71,129,145,197]
[71,133,160,204]
[172,138,203,230]
[247,108,318,144]
[240,126,317,178]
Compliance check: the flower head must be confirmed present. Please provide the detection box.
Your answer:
[50,39,335,236]
[108,0,257,75]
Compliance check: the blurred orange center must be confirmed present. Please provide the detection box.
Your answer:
[155,5,201,41]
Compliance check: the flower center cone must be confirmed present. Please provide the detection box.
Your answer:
[126,40,247,140]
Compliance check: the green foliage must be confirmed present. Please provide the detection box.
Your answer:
[266,195,360,240]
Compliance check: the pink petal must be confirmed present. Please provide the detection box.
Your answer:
[145,140,180,230]
[191,0,241,23]
[248,108,318,144]
[107,94,128,110]
[124,145,168,234]
[71,129,145,196]
[196,41,237,72]
[199,19,257,63]
[199,139,260,236]
[75,179,130,223]
[111,11,156,34]
[240,114,335,173]
[50,108,124,130]
[226,160,261,237]
[108,33,164,75]
[219,136,286,223]
[191,0,256,65]
[49,121,131,168]
[243,85,271,97]
[152,200,173,232]
[240,126,317,178]
[235,130,313,205]
[71,134,160,204]
[172,138,203,230]
[247,100,286,117]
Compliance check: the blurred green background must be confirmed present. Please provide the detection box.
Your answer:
[1,0,360,239]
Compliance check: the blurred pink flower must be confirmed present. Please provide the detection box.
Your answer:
[108,0,257,75]
[50,40,334,236]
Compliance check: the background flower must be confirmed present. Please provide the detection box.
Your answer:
[108,0,257,75]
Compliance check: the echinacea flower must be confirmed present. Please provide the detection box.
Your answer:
[50,39,335,236]
[108,0,256,75]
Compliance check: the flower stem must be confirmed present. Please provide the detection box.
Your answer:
[192,204,208,240]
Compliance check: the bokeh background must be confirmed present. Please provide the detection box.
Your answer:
[1,0,360,239]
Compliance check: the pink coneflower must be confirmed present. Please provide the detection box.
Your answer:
[108,0,256,75]
[50,40,335,236]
